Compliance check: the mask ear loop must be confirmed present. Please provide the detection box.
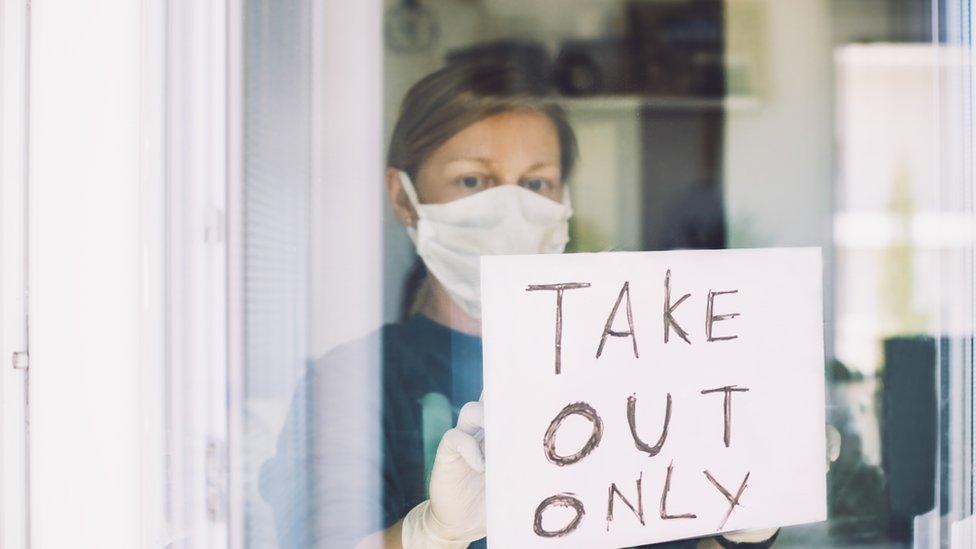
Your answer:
[398,170,424,244]
[398,170,422,208]
[560,181,574,211]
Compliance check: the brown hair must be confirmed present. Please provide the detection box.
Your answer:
[387,61,578,181]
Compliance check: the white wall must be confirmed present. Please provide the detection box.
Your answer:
[723,0,902,247]
[723,0,834,248]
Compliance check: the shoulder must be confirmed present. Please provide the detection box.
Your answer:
[303,323,411,389]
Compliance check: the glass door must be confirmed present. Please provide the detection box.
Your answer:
[227,0,976,546]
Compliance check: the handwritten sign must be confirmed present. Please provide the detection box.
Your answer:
[481,248,826,548]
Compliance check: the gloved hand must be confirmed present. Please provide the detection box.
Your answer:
[717,527,780,547]
[712,425,840,548]
[402,400,486,548]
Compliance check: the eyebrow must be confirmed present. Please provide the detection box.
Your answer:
[443,157,557,172]
[443,156,493,167]
[524,161,558,172]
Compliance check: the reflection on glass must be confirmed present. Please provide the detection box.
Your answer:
[233,1,974,548]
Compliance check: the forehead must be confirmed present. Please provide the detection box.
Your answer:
[428,110,560,166]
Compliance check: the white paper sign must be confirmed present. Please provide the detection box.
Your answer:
[480,248,826,548]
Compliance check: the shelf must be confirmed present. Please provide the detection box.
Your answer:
[559,95,760,112]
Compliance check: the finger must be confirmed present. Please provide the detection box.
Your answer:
[437,428,485,473]
[456,401,484,436]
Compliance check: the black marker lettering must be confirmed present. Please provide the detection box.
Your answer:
[700,386,750,447]
[703,470,750,530]
[660,460,697,520]
[534,494,585,538]
[526,282,591,375]
[596,281,639,359]
[627,393,672,457]
[706,289,740,342]
[543,402,604,466]
[664,270,691,344]
[606,473,645,531]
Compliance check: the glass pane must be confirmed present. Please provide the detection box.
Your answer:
[237,1,976,547]
[240,0,312,546]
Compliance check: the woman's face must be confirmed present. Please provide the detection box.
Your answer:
[388,110,564,226]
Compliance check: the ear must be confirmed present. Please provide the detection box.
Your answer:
[386,167,418,228]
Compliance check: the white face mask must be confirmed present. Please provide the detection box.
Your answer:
[399,170,573,319]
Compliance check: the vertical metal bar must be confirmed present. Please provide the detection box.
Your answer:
[937,0,976,533]
[225,0,246,545]
[164,0,231,546]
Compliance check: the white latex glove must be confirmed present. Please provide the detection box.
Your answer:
[402,400,486,548]
[719,527,780,545]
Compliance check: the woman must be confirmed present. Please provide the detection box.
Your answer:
[261,61,777,549]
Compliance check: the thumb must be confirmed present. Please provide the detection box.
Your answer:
[456,401,484,437]
[437,428,485,474]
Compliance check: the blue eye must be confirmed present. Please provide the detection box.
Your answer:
[521,179,547,192]
[460,176,484,189]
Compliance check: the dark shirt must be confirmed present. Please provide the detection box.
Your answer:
[261,314,699,548]
[380,314,485,546]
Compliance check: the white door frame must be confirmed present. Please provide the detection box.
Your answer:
[0,0,31,546]
[16,0,234,546]
[163,0,232,546]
